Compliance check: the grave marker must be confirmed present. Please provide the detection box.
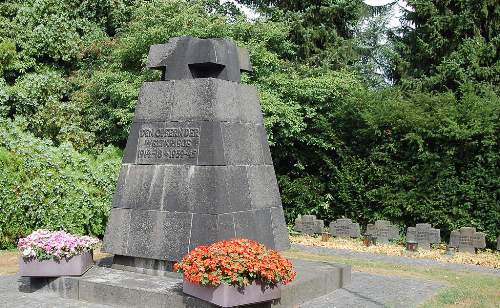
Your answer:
[294,215,324,235]
[329,218,360,238]
[365,220,399,244]
[406,223,440,249]
[448,227,486,253]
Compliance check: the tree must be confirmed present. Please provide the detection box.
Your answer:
[392,0,500,92]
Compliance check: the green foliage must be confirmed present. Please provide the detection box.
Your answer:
[238,0,365,67]
[0,118,121,249]
[393,0,500,91]
[0,0,498,248]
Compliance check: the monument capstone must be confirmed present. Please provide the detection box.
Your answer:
[102,36,290,273]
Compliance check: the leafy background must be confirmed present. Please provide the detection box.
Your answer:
[0,0,498,248]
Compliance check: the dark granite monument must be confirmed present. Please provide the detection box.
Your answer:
[294,215,324,235]
[102,36,290,274]
[329,218,360,238]
[406,223,440,250]
[21,37,351,308]
[449,227,486,254]
[365,220,399,244]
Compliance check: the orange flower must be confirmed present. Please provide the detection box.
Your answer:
[175,238,296,287]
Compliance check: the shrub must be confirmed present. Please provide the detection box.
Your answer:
[0,118,121,249]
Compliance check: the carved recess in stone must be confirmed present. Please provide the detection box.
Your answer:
[103,37,290,264]
[449,227,486,254]
[329,219,360,238]
[294,215,324,235]
[365,220,399,244]
[406,223,440,249]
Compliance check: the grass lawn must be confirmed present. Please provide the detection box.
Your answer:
[285,249,500,308]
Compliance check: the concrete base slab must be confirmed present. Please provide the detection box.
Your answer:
[19,258,350,307]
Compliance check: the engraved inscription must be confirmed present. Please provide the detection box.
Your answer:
[136,124,200,163]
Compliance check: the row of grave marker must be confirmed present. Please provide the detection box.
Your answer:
[294,215,499,253]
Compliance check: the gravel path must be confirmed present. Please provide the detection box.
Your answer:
[293,244,500,276]
[302,271,444,308]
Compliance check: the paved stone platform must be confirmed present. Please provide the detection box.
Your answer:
[14,258,350,308]
[0,270,443,308]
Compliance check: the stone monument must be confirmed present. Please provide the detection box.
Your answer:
[449,227,486,253]
[294,215,324,235]
[365,220,399,244]
[406,223,440,249]
[329,218,360,238]
[497,235,500,251]
[20,37,352,308]
[102,36,290,274]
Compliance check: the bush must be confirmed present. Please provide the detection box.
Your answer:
[0,118,121,249]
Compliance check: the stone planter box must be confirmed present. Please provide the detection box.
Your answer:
[182,279,281,307]
[19,251,93,277]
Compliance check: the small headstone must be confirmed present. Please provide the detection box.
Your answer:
[329,219,361,238]
[294,215,324,235]
[448,227,486,253]
[365,220,399,244]
[406,223,440,249]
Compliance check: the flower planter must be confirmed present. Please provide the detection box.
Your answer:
[19,251,93,277]
[183,279,281,307]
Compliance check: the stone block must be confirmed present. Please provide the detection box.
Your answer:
[161,165,190,212]
[189,214,218,250]
[102,208,131,255]
[225,166,252,213]
[197,121,225,165]
[217,213,236,240]
[186,166,230,215]
[126,210,192,261]
[221,123,266,165]
[133,82,174,122]
[113,164,164,210]
[270,207,291,250]
[234,209,274,249]
[247,165,282,210]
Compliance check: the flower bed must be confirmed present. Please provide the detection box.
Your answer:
[175,238,296,306]
[17,229,99,277]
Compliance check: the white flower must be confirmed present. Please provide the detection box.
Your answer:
[22,247,33,257]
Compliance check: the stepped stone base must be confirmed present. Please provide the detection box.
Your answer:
[19,257,351,307]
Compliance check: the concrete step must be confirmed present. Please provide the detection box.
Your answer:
[20,258,350,307]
